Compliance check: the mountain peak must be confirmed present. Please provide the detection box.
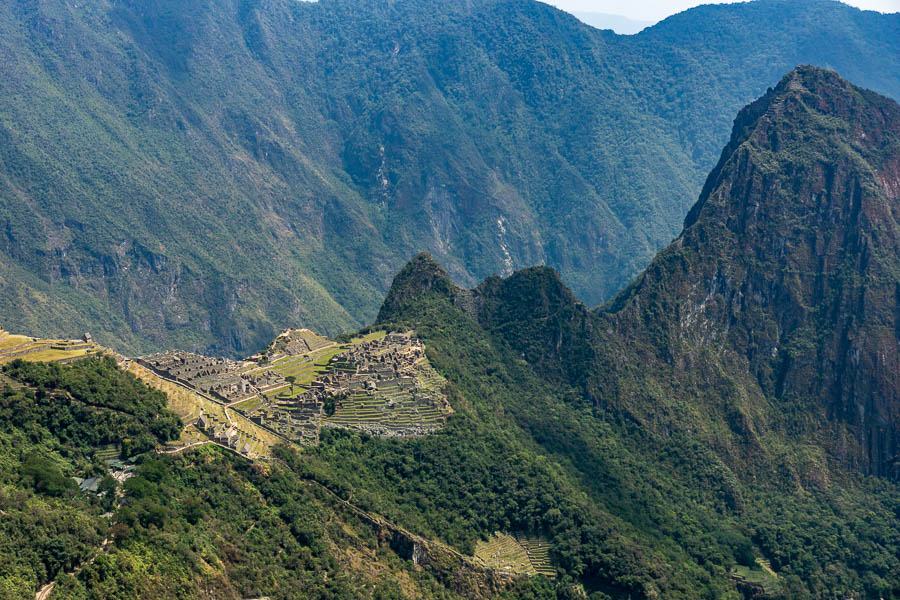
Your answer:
[376,253,460,323]
[615,67,900,478]
[685,64,900,228]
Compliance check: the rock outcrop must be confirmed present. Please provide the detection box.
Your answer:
[609,67,900,479]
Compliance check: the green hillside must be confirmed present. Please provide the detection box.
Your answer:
[2,67,900,599]
[0,356,490,600]
[2,0,900,356]
[369,68,900,598]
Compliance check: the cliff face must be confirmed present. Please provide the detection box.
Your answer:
[3,1,900,356]
[609,67,900,479]
[383,67,900,482]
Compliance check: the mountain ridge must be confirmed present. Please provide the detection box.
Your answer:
[3,0,900,356]
[381,65,900,481]
[2,66,900,598]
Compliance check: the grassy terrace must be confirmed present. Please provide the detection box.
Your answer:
[731,559,781,595]
[179,424,210,445]
[0,334,32,351]
[263,346,343,397]
[517,535,555,578]
[12,347,93,363]
[264,330,387,397]
[474,533,536,575]
[473,533,555,578]
[0,342,44,362]
[0,335,103,365]
[95,445,119,461]
[233,396,265,413]
[324,388,445,430]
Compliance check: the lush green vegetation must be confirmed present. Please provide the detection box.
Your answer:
[53,449,460,600]
[1,30,900,599]
[1,0,900,355]
[2,304,896,598]
[3,357,181,455]
[0,358,465,599]
[1,249,898,599]
[358,68,900,598]
[0,357,180,597]
[366,268,900,598]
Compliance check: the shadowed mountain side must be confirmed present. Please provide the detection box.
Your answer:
[2,0,900,355]
[380,67,900,483]
[606,66,900,480]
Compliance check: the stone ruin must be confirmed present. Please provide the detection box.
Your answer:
[191,410,263,457]
[253,332,451,440]
[139,330,451,450]
[138,351,260,404]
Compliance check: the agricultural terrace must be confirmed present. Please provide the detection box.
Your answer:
[731,558,781,595]
[259,330,386,399]
[241,329,452,442]
[474,533,555,578]
[0,329,102,365]
[263,345,346,397]
[323,359,449,437]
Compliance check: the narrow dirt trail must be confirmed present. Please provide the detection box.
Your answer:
[35,538,112,600]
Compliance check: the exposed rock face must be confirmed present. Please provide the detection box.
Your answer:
[5,0,900,357]
[610,67,900,479]
[382,67,900,482]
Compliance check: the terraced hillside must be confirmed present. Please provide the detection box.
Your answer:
[0,327,104,365]
[133,328,453,450]
[323,358,449,436]
[0,323,452,460]
[474,533,555,579]
[516,535,555,579]
[246,330,453,440]
[731,558,782,596]
[126,360,288,459]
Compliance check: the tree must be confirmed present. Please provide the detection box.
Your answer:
[285,376,296,395]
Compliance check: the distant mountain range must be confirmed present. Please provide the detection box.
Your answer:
[571,11,653,34]
[1,0,900,358]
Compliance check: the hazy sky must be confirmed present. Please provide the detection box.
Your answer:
[542,0,900,22]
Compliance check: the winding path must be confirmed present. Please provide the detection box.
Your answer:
[35,538,112,600]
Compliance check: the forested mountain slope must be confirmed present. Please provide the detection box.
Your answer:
[0,357,480,600]
[3,67,899,600]
[374,67,900,598]
[2,0,900,356]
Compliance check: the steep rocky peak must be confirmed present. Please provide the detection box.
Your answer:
[614,66,900,479]
[686,65,900,230]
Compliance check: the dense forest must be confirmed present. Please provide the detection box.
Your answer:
[6,342,895,598]
[370,277,900,598]
[0,358,468,599]
[1,0,899,355]
[5,305,896,598]
[367,68,900,598]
